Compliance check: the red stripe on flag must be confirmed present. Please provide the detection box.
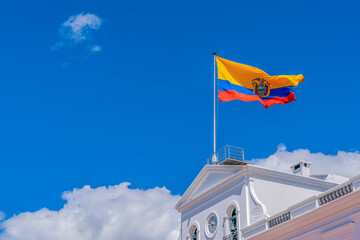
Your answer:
[218,90,296,109]
[218,90,261,102]
[262,92,296,108]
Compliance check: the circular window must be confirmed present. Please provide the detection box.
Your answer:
[205,212,218,238]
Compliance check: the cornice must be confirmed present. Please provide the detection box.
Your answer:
[181,177,247,218]
[175,165,243,210]
[246,165,337,190]
[178,168,249,213]
[176,164,338,212]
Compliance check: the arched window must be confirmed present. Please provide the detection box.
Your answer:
[190,226,198,240]
[229,207,237,239]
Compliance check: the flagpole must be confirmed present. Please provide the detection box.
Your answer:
[212,52,217,164]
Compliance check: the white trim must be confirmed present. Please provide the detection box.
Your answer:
[226,200,240,216]
[176,165,243,210]
[176,164,338,212]
[248,178,269,218]
[245,181,250,225]
[180,179,246,218]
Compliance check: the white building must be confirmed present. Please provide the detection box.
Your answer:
[175,146,360,240]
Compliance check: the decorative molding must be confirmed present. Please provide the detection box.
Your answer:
[176,165,243,210]
[179,178,246,217]
[246,165,337,190]
[176,164,337,213]
[245,183,250,226]
[251,206,264,224]
[248,179,268,224]
[180,183,245,219]
[226,200,240,215]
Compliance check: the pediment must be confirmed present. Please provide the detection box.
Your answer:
[175,165,243,210]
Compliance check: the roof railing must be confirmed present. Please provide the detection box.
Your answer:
[207,145,245,165]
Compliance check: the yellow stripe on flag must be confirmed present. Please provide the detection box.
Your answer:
[216,56,304,89]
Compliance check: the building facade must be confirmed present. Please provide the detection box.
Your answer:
[175,157,360,240]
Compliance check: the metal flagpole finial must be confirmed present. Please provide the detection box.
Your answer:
[213,52,217,55]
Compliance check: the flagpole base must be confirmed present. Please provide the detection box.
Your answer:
[212,154,218,165]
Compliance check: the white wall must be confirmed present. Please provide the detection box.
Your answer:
[252,176,325,216]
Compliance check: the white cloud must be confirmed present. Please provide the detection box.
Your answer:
[253,144,360,178]
[60,13,102,42]
[1,146,359,240]
[91,45,102,52]
[0,183,180,240]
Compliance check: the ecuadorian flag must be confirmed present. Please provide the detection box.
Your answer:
[216,56,304,108]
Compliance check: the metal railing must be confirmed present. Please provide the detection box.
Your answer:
[207,145,245,165]
[223,232,238,240]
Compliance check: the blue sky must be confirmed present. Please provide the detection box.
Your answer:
[0,0,359,224]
